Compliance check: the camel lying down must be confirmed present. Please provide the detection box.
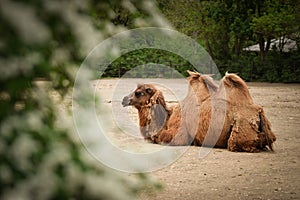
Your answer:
[122,71,276,152]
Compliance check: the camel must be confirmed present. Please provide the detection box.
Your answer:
[122,71,276,152]
[121,71,219,145]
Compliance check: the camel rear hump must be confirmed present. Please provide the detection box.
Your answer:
[222,72,254,105]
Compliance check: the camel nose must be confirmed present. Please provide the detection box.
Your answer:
[122,96,131,107]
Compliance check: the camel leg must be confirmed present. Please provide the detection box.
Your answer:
[258,110,276,151]
[151,129,174,144]
[168,128,193,146]
[151,127,192,146]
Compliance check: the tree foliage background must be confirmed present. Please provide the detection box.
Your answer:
[103,0,300,82]
[164,0,300,82]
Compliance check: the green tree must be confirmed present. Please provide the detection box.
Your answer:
[156,0,300,81]
[251,0,299,61]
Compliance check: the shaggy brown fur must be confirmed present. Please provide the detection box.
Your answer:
[122,71,276,152]
[122,71,218,145]
[193,72,276,151]
[220,73,276,152]
[122,83,186,144]
[122,84,170,140]
[166,71,220,146]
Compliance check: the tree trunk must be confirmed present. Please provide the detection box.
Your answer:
[259,36,272,62]
[265,36,272,52]
[233,36,242,56]
[258,34,266,62]
[205,37,214,59]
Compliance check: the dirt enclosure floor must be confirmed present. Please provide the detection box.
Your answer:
[96,79,300,200]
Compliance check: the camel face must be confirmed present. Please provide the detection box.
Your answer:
[122,83,169,140]
[122,84,157,109]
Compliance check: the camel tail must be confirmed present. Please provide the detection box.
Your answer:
[259,110,276,151]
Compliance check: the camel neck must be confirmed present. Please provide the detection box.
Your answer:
[137,106,151,127]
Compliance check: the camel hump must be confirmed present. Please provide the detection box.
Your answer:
[202,75,219,92]
[187,70,218,93]
[222,72,254,104]
[223,72,249,91]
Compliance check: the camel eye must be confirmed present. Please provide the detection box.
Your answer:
[135,91,144,97]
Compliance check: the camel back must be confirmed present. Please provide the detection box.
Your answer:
[201,75,219,93]
[186,70,219,100]
[222,72,253,104]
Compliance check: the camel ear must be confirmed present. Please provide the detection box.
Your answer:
[137,83,143,88]
[187,70,194,76]
[146,88,153,94]
[187,70,201,79]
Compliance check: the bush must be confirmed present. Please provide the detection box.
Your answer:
[0,1,159,199]
[220,51,300,82]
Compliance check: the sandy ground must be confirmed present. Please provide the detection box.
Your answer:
[95,79,300,200]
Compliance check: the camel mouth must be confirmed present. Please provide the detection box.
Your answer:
[122,102,130,107]
[122,96,131,107]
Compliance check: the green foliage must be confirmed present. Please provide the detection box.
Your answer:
[0,0,160,199]
[154,0,300,82]
[103,49,194,78]
[89,0,300,82]
[224,49,300,82]
[263,50,300,82]
[89,0,148,29]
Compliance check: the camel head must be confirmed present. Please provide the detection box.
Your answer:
[186,70,218,102]
[122,83,166,109]
[122,84,169,140]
